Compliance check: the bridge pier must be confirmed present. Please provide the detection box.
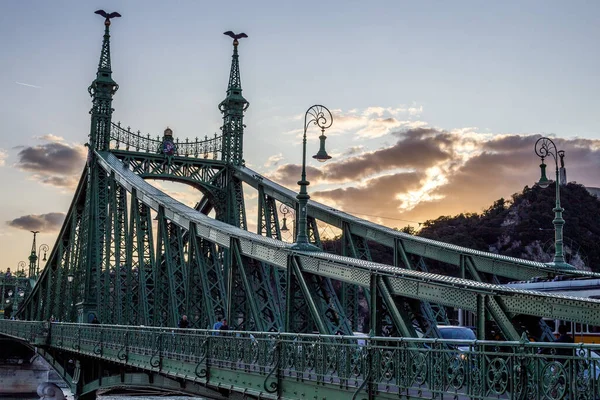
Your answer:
[0,338,68,396]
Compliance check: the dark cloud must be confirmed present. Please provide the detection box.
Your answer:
[269,128,453,186]
[286,130,599,228]
[399,136,600,224]
[7,212,65,232]
[16,142,85,174]
[326,128,451,181]
[14,141,86,189]
[313,172,424,220]
[342,146,364,157]
[268,164,326,187]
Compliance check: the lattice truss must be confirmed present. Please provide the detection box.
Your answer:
[17,14,600,342]
[18,151,600,344]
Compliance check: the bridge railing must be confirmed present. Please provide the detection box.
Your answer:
[110,122,223,159]
[1,321,599,399]
[0,320,49,345]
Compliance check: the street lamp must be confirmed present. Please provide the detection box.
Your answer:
[38,244,49,275]
[17,261,26,278]
[291,105,333,251]
[534,137,573,269]
[66,274,75,321]
[279,203,294,238]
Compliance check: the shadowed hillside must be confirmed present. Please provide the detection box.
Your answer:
[417,183,600,272]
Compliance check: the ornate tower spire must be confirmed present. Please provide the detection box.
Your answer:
[88,10,121,151]
[28,231,39,278]
[219,31,249,165]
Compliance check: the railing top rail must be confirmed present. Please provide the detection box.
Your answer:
[3,320,600,351]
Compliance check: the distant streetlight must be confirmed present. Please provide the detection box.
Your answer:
[279,203,294,237]
[17,261,26,277]
[534,137,573,270]
[291,105,333,251]
[28,231,49,278]
[37,244,49,276]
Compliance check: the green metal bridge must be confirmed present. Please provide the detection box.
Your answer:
[1,11,600,399]
[3,320,600,399]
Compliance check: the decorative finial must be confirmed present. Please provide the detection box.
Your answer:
[94,9,122,26]
[223,31,248,46]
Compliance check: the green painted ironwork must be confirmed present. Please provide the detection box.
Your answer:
[534,137,572,270]
[110,122,221,158]
[236,165,600,282]
[219,34,248,166]
[0,275,30,319]
[11,14,600,400]
[3,320,600,399]
[292,105,333,251]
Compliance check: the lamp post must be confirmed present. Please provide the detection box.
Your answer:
[16,290,24,314]
[534,137,572,269]
[67,274,75,322]
[17,261,26,278]
[279,203,294,239]
[4,290,14,319]
[28,230,49,278]
[291,105,333,251]
[37,244,49,276]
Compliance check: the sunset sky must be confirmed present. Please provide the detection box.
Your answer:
[1,1,600,272]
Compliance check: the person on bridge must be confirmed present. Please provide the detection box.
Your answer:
[178,315,189,329]
[219,318,229,333]
[213,316,223,332]
[554,324,574,356]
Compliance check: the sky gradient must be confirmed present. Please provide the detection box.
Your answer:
[1,1,600,272]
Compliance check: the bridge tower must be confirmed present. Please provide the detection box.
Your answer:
[79,12,121,322]
[219,33,249,228]
[89,14,119,152]
[27,231,38,278]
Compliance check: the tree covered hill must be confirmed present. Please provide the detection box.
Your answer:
[417,183,600,272]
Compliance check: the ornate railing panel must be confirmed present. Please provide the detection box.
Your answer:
[0,320,47,345]
[110,122,222,159]
[1,321,599,399]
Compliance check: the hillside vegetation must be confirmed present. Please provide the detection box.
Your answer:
[417,183,600,272]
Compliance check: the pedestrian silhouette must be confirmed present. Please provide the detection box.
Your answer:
[213,316,223,330]
[219,318,229,333]
[554,324,574,357]
[178,315,189,329]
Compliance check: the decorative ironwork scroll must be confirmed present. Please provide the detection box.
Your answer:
[110,122,222,160]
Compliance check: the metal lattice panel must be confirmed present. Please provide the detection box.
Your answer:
[234,165,600,281]
[93,151,600,329]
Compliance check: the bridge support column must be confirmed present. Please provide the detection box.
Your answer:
[477,294,485,340]
[369,275,378,337]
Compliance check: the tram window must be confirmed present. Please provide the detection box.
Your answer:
[574,323,584,334]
